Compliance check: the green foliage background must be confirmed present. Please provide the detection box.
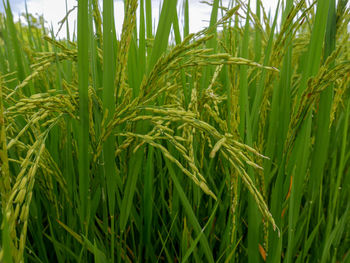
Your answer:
[0,0,349,262]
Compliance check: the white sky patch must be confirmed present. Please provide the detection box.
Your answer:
[23,0,77,39]
[8,0,278,39]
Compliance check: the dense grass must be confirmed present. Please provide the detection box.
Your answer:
[0,0,350,262]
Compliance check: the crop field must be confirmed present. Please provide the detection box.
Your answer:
[0,0,349,262]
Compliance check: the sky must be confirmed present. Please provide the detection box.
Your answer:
[1,0,278,39]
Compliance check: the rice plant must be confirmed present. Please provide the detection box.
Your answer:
[0,0,349,262]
